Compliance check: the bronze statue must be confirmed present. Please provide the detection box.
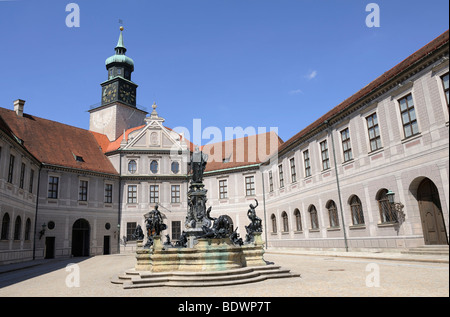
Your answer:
[230,227,244,246]
[247,199,262,232]
[188,146,208,183]
[132,224,144,240]
[144,205,167,248]
[245,199,262,243]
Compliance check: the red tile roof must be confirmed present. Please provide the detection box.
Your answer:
[2,30,446,178]
[202,131,283,172]
[277,29,449,156]
[0,108,118,175]
[92,126,282,172]
[92,125,197,153]
[91,125,146,153]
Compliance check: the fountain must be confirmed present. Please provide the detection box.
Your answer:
[112,148,299,288]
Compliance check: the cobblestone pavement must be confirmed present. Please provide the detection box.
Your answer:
[0,252,448,297]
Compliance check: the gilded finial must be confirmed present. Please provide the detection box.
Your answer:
[120,26,124,31]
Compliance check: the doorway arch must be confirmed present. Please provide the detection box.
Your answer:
[417,178,448,245]
[72,218,90,256]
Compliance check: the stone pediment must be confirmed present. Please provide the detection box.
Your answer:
[123,112,185,151]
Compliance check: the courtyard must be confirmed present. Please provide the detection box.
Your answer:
[0,251,448,298]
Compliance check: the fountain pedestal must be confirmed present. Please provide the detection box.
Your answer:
[135,233,266,273]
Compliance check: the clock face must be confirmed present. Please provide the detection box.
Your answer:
[102,83,117,104]
[119,83,136,105]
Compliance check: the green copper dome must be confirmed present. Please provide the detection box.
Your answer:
[105,54,134,69]
[105,27,134,71]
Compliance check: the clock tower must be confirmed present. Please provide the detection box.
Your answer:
[101,26,137,107]
[89,27,147,141]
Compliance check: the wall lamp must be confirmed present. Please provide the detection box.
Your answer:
[38,223,47,240]
[386,190,405,222]
[114,224,120,239]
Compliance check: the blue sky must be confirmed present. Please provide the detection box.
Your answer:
[0,0,448,143]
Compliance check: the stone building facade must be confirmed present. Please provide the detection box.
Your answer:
[207,30,449,250]
[0,29,448,265]
[0,102,120,264]
[263,38,449,249]
[0,106,40,264]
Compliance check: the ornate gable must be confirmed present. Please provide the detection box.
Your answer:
[123,103,186,152]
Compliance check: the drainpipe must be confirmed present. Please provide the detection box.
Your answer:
[261,170,268,249]
[117,151,122,254]
[32,165,42,260]
[325,120,349,252]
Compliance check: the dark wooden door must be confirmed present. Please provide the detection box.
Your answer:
[72,219,90,256]
[103,235,110,255]
[418,179,448,245]
[45,237,55,259]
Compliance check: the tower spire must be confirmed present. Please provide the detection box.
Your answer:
[115,26,126,55]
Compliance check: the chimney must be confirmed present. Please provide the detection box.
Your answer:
[14,99,25,117]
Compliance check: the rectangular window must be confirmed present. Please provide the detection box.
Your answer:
[7,155,15,183]
[399,94,419,138]
[105,183,113,203]
[366,113,382,151]
[29,169,34,193]
[219,179,228,199]
[278,165,284,188]
[303,150,311,177]
[126,222,137,241]
[19,163,26,189]
[442,73,449,108]
[268,171,274,192]
[79,180,88,201]
[341,128,352,162]
[127,185,137,204]
[245,176,255,196]
[172,221,181,241]
[171,185,180,203]
[320,140,330,170]
[290,158,296,183]
[150,185,159,204]
[48,176,59,199]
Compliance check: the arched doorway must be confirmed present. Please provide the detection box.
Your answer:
[417,178,448,245]
[72,219,90,256]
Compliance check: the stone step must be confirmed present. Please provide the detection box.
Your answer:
[123,272,298,289]
[138,264,282,278]
[117,265,300,289]
[134,268,290,284]
[401,245,449,255]
[402,250,449,255]
[414,245,448,249]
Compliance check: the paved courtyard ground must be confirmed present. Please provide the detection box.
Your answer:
[0,251,448,298]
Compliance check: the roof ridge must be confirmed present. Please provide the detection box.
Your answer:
[202,130,281,148]
[277,29,449,155]
[0,106,91,133]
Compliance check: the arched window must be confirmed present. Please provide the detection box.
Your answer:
[309,205,319,229]
[281,211,289,232]
[377,189,397,223]
[171,161,180,174]
[326,200,339,228]
[1,213,10,240]
[128,160,137,174]
[14,216,21,240]
[150,160,158,174]
[350,195,365,225]
[14,216,22,240]
[293,208,302,231]
[25,218,32,241]
[271,214,277,233]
